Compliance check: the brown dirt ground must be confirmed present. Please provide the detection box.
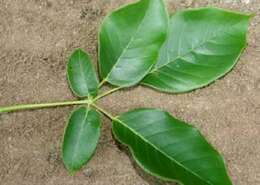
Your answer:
[0,0,259,185]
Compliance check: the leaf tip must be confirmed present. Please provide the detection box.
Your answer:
[74,48,84,54]
[247,12,256,18]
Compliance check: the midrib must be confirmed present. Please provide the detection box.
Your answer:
[71,108,90,163]
[105,1,150,80]
[78,51,89,96]
[114,117,212,185]
[152,19,244,73]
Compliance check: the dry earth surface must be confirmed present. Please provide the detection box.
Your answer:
[0,0,259,185]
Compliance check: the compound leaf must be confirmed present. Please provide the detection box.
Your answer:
[112,108,232,185]
[62,107,100,173]
[142,7,250,93]
[67,49,99,97]
[99,0,168,87]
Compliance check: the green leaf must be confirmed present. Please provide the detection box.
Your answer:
[112,108,232,185]
[62,107,100,173]
[67,49,99,97]
[98,0,168,87]
[142,7,250,93]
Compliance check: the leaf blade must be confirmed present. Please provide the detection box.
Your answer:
[99,0,168,87]
[142,7,250,93]
[67,49,99,97]
[62,107,100,173]
[112,108,232,185]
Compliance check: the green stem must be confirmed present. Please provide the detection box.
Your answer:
[91,103,115,120]
[98,79,107,88]
[0,86,121,115]
[93,87,122,102]
[0,99,89,114]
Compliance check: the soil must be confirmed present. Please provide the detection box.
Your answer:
[0,0,259,185]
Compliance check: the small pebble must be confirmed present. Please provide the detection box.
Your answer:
[83,168,93,177]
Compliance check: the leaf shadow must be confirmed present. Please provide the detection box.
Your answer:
[112,133,177,185]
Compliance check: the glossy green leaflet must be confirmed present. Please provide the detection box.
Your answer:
[0,0,251,184]
[142,7,250,93]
